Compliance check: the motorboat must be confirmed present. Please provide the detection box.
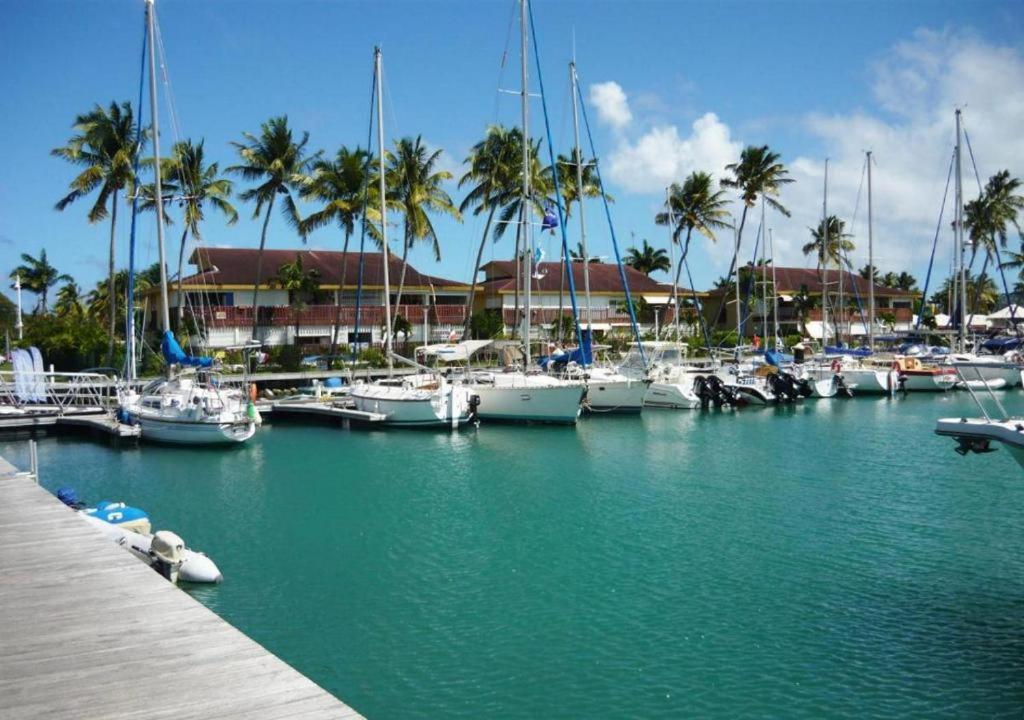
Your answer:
[935,364,1024,471]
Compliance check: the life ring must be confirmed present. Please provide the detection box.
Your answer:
[891,360,900,372]
[830,359,841,373]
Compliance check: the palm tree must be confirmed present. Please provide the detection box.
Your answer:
[147,139,238,323]
[720,145,793,281]
[569,241,599,262]
[52,101,141,356]
[624,239,671,276]
[803,215,855,268]
[270,254,321,339]
[228,116,313,339]
[9,250,72,313]
[858,263,879,283]
[54,282,84,320]
[895,271,918,292]
[791,285,817,336]
[551,148,607,220]
[385,136,461,311]
[458,125,523,337]
[655,171,732,303]
[300,145,373,355]
[966,171,1024,261]
[86,268,153,333]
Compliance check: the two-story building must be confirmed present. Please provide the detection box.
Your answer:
[163,247,470,348]
[477,259,696,337]
[701,265,920,339]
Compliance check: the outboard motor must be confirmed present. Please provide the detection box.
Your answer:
[834,374,854,398]
[705,374,740,407]
[149,530,185,582]
[794,377,814,398]
[467,394,481,423]
[693,376,713,409]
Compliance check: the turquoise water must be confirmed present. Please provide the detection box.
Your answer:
[5,393,1024,718]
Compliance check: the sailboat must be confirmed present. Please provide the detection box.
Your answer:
[560,60,646,414]
[463,0,585,425]
[120,0,257,445]
[348,48,477,428]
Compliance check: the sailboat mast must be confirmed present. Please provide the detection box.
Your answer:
[954,108,966,353]
[376,47,393,369]
[733,225,741,359]
[520,0,532,364]
[866,150,875,351]
[822,158,829,349]
[570,61,592,331]
[145,0,170,336]
[760,196,767,342]
[769,229,779,346]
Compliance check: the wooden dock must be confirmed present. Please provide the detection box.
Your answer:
[0,459,363,719]
[265,398,387,425]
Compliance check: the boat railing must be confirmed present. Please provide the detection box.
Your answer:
[952,362,1011,423]
[0,370,120,412]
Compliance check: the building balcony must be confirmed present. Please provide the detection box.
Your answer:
[195,304,467,328]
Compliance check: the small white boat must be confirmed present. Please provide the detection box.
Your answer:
[469,370,585,424]
[582,366,647,414]
[350,373,477,428]
[943,353,1022,388]
[80,514,223,583]
[123,373,257,445]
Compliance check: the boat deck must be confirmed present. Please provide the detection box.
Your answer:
[0,457,363,720]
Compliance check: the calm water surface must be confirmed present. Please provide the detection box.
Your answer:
[5,393,1024,718]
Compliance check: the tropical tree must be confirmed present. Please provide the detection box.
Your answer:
[52,100,141,357]
[458,125,523,337]
[385,136,461,311]
[85,268,153,335]
[624,239,671,276]
[300,145,373,355]
[551,148,607,220]
[270,254,321,339]
[931,272,999,314]
[858,264,879,283]
[802,215,855,268]
[965,170,1024,263]
[655,171,732,308]
[720,145,793,281]
[54,282,84,320]
[569,241,599,262]
[791,285,817,336]
[146,139,238,322]
[894,271,918,292]
[9,250,72,313]
[228,116,313,339]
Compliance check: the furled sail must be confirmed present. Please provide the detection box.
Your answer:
[161,330,213,368]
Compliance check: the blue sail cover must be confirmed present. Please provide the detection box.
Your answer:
[161,330,213,368]
[538,328,593,369]
[825,345,873,357]
[763,349,792,366]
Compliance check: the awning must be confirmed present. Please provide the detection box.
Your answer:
[580,322,612,332]
[642,294,672,305]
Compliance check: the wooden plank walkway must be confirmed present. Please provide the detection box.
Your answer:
[0,460,363,720]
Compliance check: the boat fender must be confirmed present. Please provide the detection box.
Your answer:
[831,359,841,373]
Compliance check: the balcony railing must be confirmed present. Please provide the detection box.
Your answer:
[501,307,639,325]
[807,307,913,322]
[195,304,466,328]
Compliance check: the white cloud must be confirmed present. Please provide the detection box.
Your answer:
[597,30,1024,280]
[606,113,742,196]
[589,81,633,130]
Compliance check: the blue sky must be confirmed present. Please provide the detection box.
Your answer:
[2,0,1022,306]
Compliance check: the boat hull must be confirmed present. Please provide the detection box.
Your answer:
[644,382,700,409]
[936,416,1024,470]
[131,414,256,445]
[350,385,472,428]
[585,377,647,413]
[902,370,957,392]
[841,368,898,395]
[472,382,584,424]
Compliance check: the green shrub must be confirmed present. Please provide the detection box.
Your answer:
[470,309,504,339]
[358,347,387,368]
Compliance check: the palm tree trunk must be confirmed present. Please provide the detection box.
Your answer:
[106,191,120,364]
[394,225,410,314]
[463,206,497,339]
[175,227,189,328]
[715,204,748,327]
[250,194,276,341]
[329,229,352,357]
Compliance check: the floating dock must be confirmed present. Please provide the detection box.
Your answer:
[0,408,140,440]
[264,398,387,425]
[0,458,363,719]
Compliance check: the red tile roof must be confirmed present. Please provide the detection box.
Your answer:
[181,247,467,290]
[705,265,918,297]
[479,260,686,294]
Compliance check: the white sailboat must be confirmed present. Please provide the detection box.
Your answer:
[349,48,477,428]
[462,0,585,425]
[936,363,1024,471]
[121,0,256,445]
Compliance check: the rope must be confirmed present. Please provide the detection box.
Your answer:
[528,2,584,357]
[124,12,148,380]
[572,65,646,364]
[351,55,378,362]
[915,150,955,331]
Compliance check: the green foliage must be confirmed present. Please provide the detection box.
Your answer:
[9,249,72,314]
[711,329,738,348]
[266,344,303,372]
[358,347,387,368]
[783,333,803,349]
[624,239,671,276]
[19,313,108,371]
[803,215,855,267]
[469,309,504,339]
[548,313,577,343]
[392,313,413,338]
